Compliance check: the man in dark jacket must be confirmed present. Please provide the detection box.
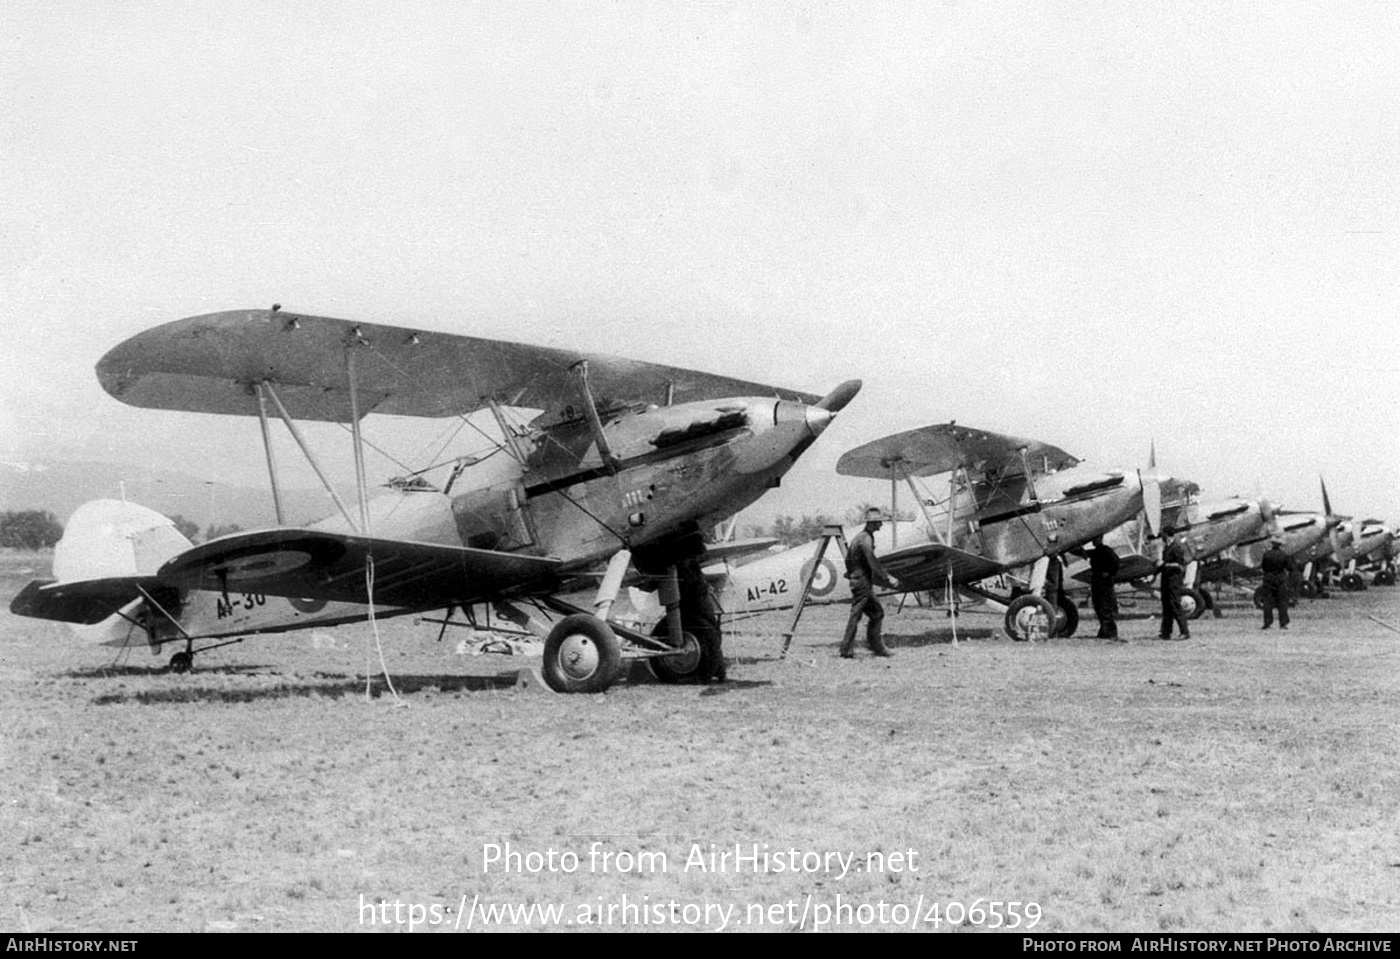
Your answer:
[1259,538,1296,630]
[1088,535,1122,640]
[840,508,902,658]
[1158,535,1191,640]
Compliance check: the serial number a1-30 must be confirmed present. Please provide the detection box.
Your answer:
[216,592,266,619]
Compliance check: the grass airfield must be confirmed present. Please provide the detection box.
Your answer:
[2,551,1397,934]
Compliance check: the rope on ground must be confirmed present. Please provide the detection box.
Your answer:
[1366,615,1400,635]
[363,554,406,706]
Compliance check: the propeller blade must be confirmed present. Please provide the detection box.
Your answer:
[1259,495,1279,535]
[815,379,862,413]
[1140,468,1162,537]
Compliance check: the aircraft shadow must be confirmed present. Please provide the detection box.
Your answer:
[698,679,773,696]
[63,663,275,680]
[883,626,999,648]
[88,671,519,706]
[623,661,774,692]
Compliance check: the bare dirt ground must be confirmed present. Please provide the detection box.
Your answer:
[2,552,1397,933]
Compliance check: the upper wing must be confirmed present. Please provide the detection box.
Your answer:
[98,309,820,425]
[10,577,165,625]
[155,529,562,608]
[837,423,1078,479]
[877,541,1005,591]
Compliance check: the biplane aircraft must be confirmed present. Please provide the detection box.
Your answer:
[10,308,861,693]
[1324,519,1396,590]
[716,423,1162,642]
[1069,472,1278,620]
[1197,479,1346,600]
[1364,525,1398,585]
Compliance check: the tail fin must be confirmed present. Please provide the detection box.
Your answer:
[54,499,192,582]
[13,500,192,650]
[1139,468,1162,537]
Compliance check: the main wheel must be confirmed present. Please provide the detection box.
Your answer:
[1341,572,1366,592]
[169,651,193,673]
[542,615,622,693]
[1252,586,1267,610]
[647,624,719,684]
[1005,595,1056,642]
[1055,594,1079,638]
[1375,569,1396,587]
[1176,586,1206,620]
[1298,580,1318,599]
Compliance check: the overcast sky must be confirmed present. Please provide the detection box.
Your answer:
[2,1,1396,526]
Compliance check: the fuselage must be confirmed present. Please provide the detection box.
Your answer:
[1331,521,1393,568]
[1216,511,1331,576]
[720,464,1146,613]
[310,394,837,571]
[1171,497,1273,563]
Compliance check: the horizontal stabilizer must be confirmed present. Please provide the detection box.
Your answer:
[838,423,1078,479]
[156,529,563,608]
[9,577,164,625]
[98,310,820,425]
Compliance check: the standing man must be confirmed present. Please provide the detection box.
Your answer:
[676,553,727,681]
[1158,534,1191,641]
[840,507,902,658]
[1088,535,1122,640]
[1259,537,1296,631]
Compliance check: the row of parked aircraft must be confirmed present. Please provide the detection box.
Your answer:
[9,309,1395,691]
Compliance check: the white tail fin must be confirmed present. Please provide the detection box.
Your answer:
[54,499,192,581]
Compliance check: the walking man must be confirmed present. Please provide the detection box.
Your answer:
[1158,534,1191,640]
[1259,537,1296,630]
[840,507,902,658]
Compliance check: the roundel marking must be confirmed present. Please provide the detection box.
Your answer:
[799,558,839,597]
[217,549,313,582]
[289,596,329,614]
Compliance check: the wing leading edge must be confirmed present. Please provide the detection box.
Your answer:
[837,423,1079,479]
[878,541,1005,592]
[155,529,563,608]
[98,309,821,425]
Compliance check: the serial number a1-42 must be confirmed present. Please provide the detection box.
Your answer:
[746,580,788,602]
[216,592,266,619]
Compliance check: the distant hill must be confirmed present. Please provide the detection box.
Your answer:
[0,459,332,533]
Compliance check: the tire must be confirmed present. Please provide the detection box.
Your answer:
[1375,569,1396,587]
[647,624,719,685]
[1252,586,1268,610]
[1177,586,1205,620]
[1341,573,1366,592]
[169,651,193,673]
[1056,594,1079,638]
[1199,587,1215,610]
[1298,580,1318,599]
[1005,595,1056,642]
[542,615,622,694]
